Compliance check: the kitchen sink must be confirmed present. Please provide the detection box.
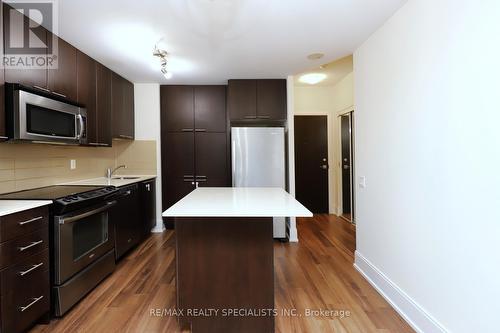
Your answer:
[111,176,141,180]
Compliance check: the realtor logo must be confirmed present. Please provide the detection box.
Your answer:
[2,0,58,69]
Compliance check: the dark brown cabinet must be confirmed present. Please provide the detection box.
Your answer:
[139,179,156,237]
[112,184,141,260]
[228,79,287,121]
[194,86,226,132]
[48,37,77,101]
[0,206,50,333]
[0,2,5,140]
[160,85,229,226]
[112,73,135,140]
[227,80,257,120]
[76,50,97,144]
[95,63,112,146]
[161,86,194,132]
[3,3,48,89]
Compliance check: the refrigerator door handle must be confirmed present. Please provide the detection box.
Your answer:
[231,140,236,187]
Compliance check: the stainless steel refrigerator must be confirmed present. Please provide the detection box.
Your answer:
[231,127,287,238]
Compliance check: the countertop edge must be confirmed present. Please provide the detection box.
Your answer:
[0,200,53,217]
[58,175,157,187]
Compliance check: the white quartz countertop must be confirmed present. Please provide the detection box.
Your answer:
[162,187,313,217]
[0,200,52,217]
[59,175,156,187]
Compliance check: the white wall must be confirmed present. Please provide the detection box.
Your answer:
[134,83,165,232]
[354,0,500,332]
[294,72,354,214]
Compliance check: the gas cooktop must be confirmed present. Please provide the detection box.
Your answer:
[0,185,118,214]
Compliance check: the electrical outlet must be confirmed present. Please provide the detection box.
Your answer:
[70,159,77,170]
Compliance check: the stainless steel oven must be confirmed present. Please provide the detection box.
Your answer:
[6,83,87,145]
[54,200,116,285]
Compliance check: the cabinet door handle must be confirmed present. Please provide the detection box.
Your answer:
[0,136,8,140]
[18,240,44,252]
[88,142,100,146]
[18,216,43,226]
[257,115,271,119]
[33,85,50,93]
[244,115,257,119]
[118,134,134,139]
[18,262,44,276]
[195,128,206,132]
[19,295,44,312]
[52,91,67,98]
[181,128,194,132]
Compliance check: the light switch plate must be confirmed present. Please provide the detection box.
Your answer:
[70,159,77,170]
[358,176,366,188]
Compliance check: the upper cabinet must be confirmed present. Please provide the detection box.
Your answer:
[112,73,135,140]
[76,50,97,144]
[95,63,112,146]
[161,86,194,132]
[3,3,48,89]
[48,37,77,101]
[228,79,287,121]
[194,86,226,132]
[160,85,226,133]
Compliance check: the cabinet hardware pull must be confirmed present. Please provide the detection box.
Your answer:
[196,175,207,179]
[18,262,44,276]
[196,179,207,182]
[195,129,206,132]
[18,240,44,252]
[0,136,8,140]
[181,128,194,132]
[127,238,132,243]
[244,115,257,119]
[257,115,271,119]
[52,91,67,98]
[118,135,133,139]
[88,142,100,146]
[18,216,43,226]
[33,85,50,93]
[19,295,44,312]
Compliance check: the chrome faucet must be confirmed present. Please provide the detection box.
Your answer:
[106,165,127,179]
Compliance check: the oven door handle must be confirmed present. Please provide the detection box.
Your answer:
[59,201,116,224]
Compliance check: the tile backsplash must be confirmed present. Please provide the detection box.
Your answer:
[0,139,157,194]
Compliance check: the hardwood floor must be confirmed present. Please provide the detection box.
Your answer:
[31,215,413,333]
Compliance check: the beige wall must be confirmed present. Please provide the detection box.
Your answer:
[0,139,156,194]
[294,72,354,214]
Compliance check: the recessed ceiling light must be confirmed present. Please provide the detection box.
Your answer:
[307,53,324,60]
[299,73,327,85]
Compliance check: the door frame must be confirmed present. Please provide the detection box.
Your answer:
[337,108,355,223]
[294,111,334,214]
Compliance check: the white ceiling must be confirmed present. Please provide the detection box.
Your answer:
[294,55,353,87]
[56,0,406,84]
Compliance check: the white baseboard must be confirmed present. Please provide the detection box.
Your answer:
[151,219,166,233]
[354,251,447,333]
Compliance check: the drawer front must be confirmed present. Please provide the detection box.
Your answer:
[0,250,49,296]
[0,228,49,269]
[1,281,49,333]
[0,206,49,243]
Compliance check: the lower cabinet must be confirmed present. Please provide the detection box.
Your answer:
[139,179,156,237]
[0,206,50,333]
[111,179,156,260]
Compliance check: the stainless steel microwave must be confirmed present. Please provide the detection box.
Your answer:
[6,84,87,145]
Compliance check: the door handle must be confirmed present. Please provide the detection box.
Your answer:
[320,165,328,170]
[343,165,349,169]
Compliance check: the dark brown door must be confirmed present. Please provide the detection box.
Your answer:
[227,80,257,120]
[111,73,124,137]
[294,116,329,213]
[341,114,353,218]
[122,79,135,139]
[194,86,226,132]
[162,132,195,180]
[161,86,194,132]
[76,50,96,144]
[256,79,286,120]
[47,37,77,101]
[3,4,48,88]
[96,63,112,146]
[195,132,228,187]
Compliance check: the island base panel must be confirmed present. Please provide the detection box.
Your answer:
[175,217,274,333]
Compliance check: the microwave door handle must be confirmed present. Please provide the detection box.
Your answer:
[76,114,84,139]
[59,201,116,224]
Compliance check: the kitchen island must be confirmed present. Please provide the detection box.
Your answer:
[162,187,312,333]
